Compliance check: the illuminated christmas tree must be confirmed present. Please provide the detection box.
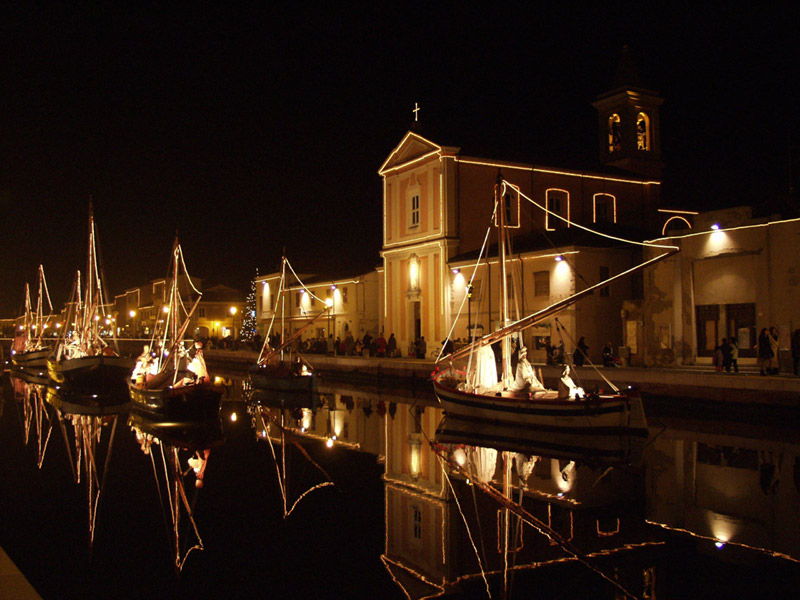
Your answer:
[240,269,258,341]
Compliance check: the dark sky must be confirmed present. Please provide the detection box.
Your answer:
[1,6,797,315]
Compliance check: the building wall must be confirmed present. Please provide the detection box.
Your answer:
[641,212,800,366]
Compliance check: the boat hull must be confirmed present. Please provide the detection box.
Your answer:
[11,347,52,369]
[128,380,223,421]
[48,355,135,393]
[433,380,647,435]
[249,364,318,393]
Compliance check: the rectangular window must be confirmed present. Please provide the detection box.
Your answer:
[410,194,420,227]
[412,506,422,539]
[599,266,610,297]
[534,271,550,297]
[198,308,206,318]
[342,286,349,304]
[295,292,301,308]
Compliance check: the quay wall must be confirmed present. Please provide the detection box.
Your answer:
[204,349,800,409]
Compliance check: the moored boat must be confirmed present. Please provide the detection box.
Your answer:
[249,255,329,394]
[432,176,678,435]
[127,237,224,421]
[10,265,54,369]
[47,206,134,393]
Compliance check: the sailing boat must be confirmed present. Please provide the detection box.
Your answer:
[127,237,224,420]
[48,207,134,394]
[249,255,330,393]
[11,265,54,369]
[433,176,677,435]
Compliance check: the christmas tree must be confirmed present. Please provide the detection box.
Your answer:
[240,269,258,341]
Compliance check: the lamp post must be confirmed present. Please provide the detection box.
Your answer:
[325,298,333,353]
[229,306,237,339]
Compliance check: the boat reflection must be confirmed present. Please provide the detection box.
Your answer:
[380,399,656,599]
[128,406,225,572]
[246,388,336,518]
[10,370,55,469]
[45,383,129,549]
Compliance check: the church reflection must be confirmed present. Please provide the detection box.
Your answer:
[241,379,800,598]
[2,372,798,597]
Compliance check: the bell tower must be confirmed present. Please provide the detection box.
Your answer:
[593,46,664,179]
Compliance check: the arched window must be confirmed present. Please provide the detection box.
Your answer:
[545,189,570,231]
[593,193,616,223]
[608,114,621,153]
[661,216,692,236]
[637,112,650,151]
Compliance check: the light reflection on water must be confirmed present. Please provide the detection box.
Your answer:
[1,371,800,599]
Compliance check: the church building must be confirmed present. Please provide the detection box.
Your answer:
[379,69,679,363]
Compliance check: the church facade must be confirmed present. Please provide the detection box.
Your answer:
[378,81,674,363]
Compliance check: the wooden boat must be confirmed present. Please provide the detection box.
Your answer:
[249,255,329,394]
[48,207,134,393]
[127,237,224,421]
[433,176,678,436]
[10,265,54,369]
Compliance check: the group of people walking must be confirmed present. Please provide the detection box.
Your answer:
[713,336,741,373]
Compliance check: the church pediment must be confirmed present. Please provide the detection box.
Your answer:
[378,132,442,175]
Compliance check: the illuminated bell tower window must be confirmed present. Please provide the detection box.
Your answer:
[608,114,621,153]
[637,112,650,150]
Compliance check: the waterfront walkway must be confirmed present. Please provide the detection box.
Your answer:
[0,547,40,600]
[207,349,800,407]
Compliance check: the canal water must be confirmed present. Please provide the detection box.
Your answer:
[1,371,799,599]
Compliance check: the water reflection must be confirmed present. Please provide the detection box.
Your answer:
[11,370,54,468]
[128,406,225,571]
[42,376,128,549]
[1,371,799,598]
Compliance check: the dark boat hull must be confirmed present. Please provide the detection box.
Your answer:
[249,364,318,393]
[48,355,134,394]
[11,347,52,369]
[128,380,223,421]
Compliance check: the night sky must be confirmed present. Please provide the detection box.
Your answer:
[1,6,797,315]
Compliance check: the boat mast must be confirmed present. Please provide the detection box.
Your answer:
[496,174,511,387]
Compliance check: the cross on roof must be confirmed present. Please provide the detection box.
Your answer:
[413,102,420,122]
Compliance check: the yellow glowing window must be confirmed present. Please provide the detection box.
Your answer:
[608,114,621,153]
[637,112,650,151]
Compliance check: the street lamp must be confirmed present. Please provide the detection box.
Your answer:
[229,306,237,339]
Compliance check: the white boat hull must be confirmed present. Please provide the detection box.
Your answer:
[433,380,647,434]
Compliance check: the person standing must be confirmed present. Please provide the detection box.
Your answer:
[729,336,739,373]
[572,337,589,367]
[721,338,732,373]
[757,328,773,375]
[768,326,780,375]
[386,333,397,358]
